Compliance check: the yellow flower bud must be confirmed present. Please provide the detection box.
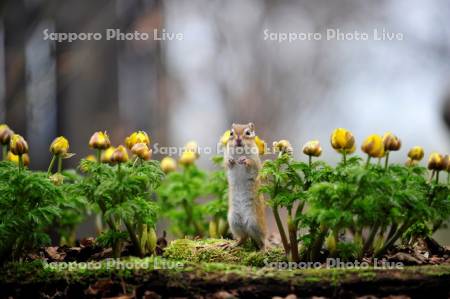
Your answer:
[10,134,29,156]
[383,132,401,151]
[85,155,97,162]
[361,134,385,158]
[49,173,64,186]
[220,130,231,146]
[302,140,322,157]
[444,155,450,172]
[408,146,424,161]
[335,145,356,155]
[125,131,150,149]
[50,136,69,155]
[7,151,30,167]
[273,140,293,155]
[131,143,152,161]
[0,124,14,145]
[184,141,199,157]
[330,128,355,152]
[325,234,336,254]
[161,156,177,173]
[428,152,445,171]
[101,146,115,163]
[179,151,197,166]
[346,145,356,154]
[111,145,129,163]
[255,136,266,155]
[89,131,111,150]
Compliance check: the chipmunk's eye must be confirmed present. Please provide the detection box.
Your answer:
[230,131,234,136]
[245,130,251,136]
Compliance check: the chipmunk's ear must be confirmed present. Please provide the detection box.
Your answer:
[248,122,255,132]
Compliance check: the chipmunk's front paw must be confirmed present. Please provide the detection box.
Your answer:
[237,156,248,166]
[238,156,252,167]
[227,158,236,168]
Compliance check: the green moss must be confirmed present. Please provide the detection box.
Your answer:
[2,240,450,292]
[358,271,377,280]
[2,257,450,290]
[163,238,287,266]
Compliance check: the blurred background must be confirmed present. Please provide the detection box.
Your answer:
[0,0,449,243]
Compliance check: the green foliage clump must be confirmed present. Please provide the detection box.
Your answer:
[75,158,164,257]
[55,170,90,246]
[0,162,63,261]
[203,156,229,238]
[157,156,229,238]
[261,152,450,262]
[157,163,207,237]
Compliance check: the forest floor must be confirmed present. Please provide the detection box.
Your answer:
[1,239,450,299]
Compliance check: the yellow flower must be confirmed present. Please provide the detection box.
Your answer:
[0,124,14,145]
[179,151,197,166]
[361,134,385,158]
[50,136,69,155]
[7,151,30,167]
[346,145,356,154]
[408,146,424,161]
[255,136,266,155]
[428,152,445,171]
[125,131,150,149]
[302,140,322,157]
[111,145,129,163]
[85,155,97,162]
[330,128,355,152]
[131,143,152,161]
[10,134,29,156]
[89,131,111,150]
[220,130,231,146]
[161,156,177,173]
[101,146,115,163]
[273,140,293,155]
[184,141,199,157]
[445,155,450,172]
[383,132,401,151]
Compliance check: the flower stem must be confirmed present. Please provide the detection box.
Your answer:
[132,156,139,167]
[384,151,390,170]
[47,155,57,175]
[342,151,347,165]
[2,145,6,160]
[57,155,63,173]
[117,163,123,181]
[18,154,24,171]
[363,222,379,254]
[310,225,328,261]
[429,170,435,183]
[435,171,440,184]
[96,149,102,163]
[365,155,371,168]
[273,205,290,255]
[287,212,299,262]
[308,155,312,168]
[124,220,144,258]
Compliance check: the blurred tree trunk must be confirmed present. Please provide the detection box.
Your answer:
[3,0,27,135]
[116,0,169,157]
[53,0,120,242]
[54,0,119,167]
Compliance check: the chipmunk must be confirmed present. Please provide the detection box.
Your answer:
[224,123,267,250]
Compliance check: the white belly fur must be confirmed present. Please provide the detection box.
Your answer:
[225,150,266,247]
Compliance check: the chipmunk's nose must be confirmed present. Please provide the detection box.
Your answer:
[236,138,242,146]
